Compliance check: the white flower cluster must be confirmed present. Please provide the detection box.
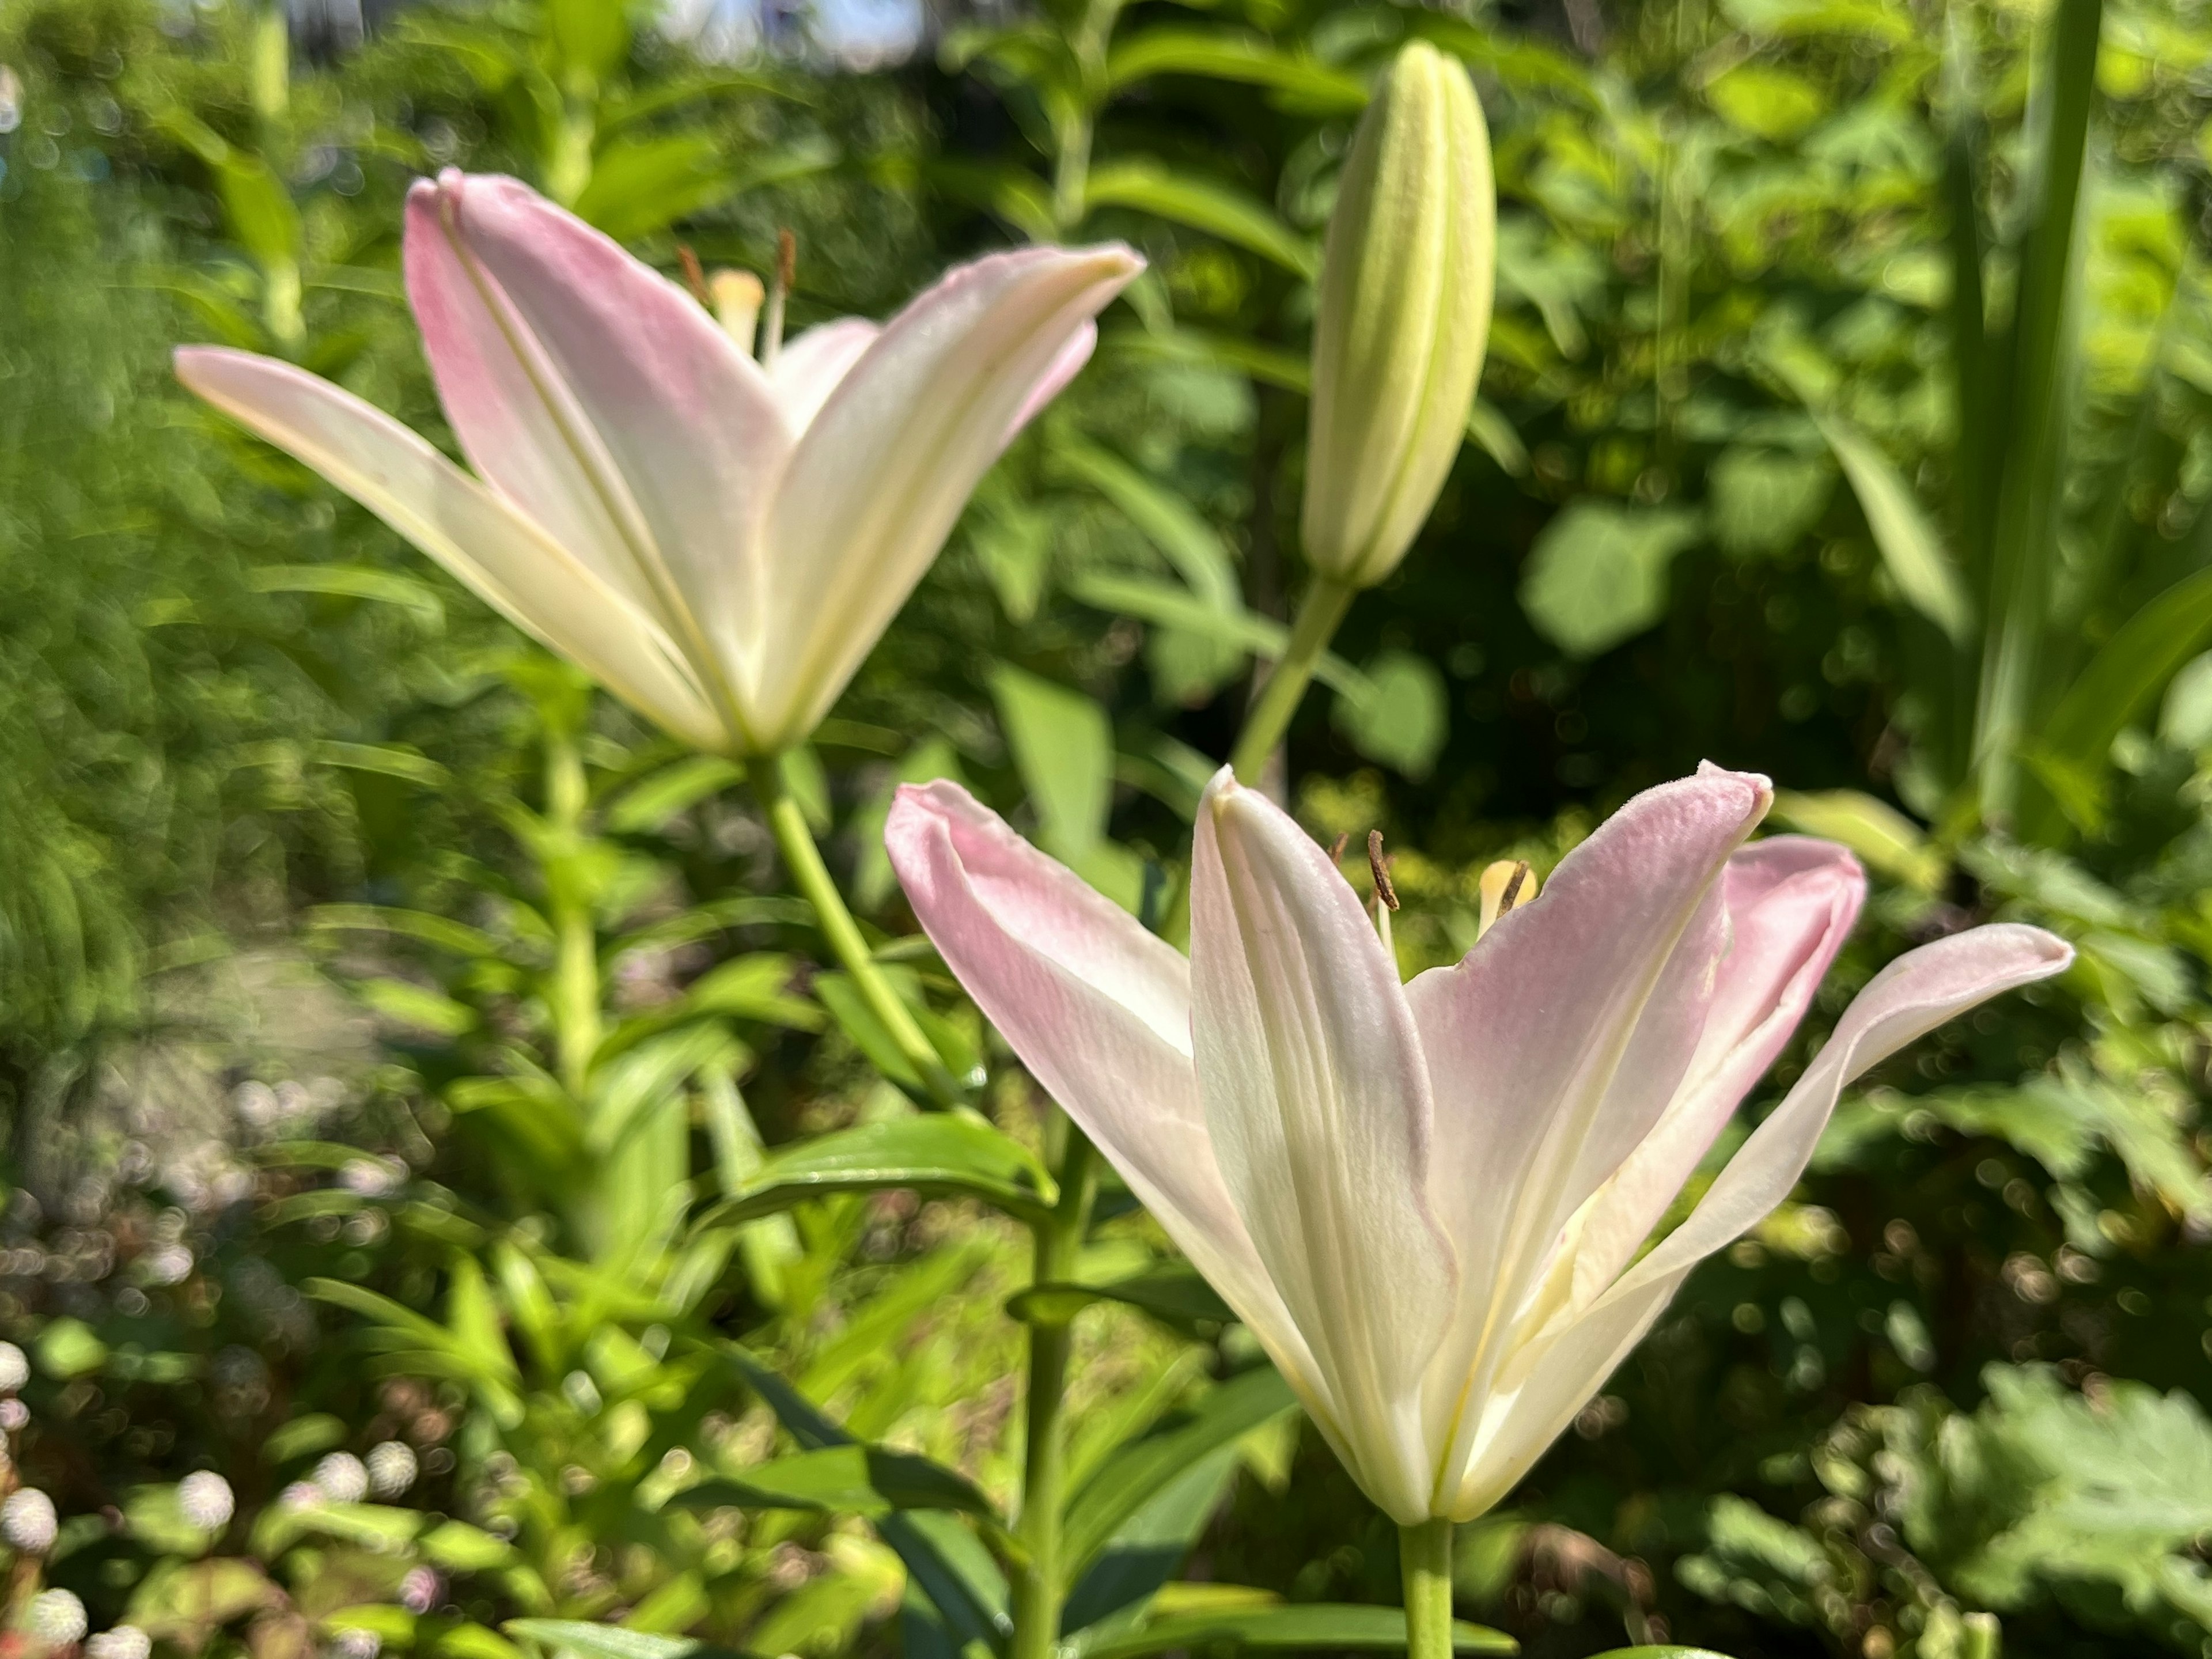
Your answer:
[3,1487,57,1554]
[88,1627,151,1659]
[312,1452,368,1503]
[178,1471,235,1532]
[29,1588,88,1643]
[366,1441,417,1499]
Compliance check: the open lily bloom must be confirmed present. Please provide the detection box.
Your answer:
[887,764,2071,1524]
[176,171,1142,757]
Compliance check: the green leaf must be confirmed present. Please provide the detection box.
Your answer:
[1518,503,1702,658]
[573,136,730,240]
[1584,1650,1736,1658]
[1066,575,1369,698]
[1332,650,1448,780]
[605,757,743,835]
[703,1113,1057,1227]
[1085,161,1317,278]
[1816,415,1973,645]
[1703,63,1827,140]
[1063,1368,1297,1575]
[308,905,503,959]
[1007,1264,1234,1331]
[1077,1605,1515,1659]
[1061,1446,1243,1634]
[213,153,304,270]
[127,1558,281,1638]
[249,564,445,623]
[547,0,630,82]
[713,1346,1012,1653]
[419,1521,519,1573]
[266,1412,348,1461]
[1708,448,1834,559]
[1768,790,1945,891]
[35,1316,108,1378]
[671,1443,998,1521]
[679,954,823,1031]
[1104,29,1368,112]
[2039,565,2212,775]
[505,1622,743,1659]
[990,664,1116,865]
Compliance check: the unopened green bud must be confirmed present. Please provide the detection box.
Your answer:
[1302,42,1495,588]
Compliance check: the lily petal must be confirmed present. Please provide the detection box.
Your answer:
[175,346,724,752]
[1407,767,1772,1308]
[1609,921,2074,1302]
[770,319,880,435]
[751,243,1143,751]
[1568,836,1865,1305]
[882,782,1323,1410]
[1190,770,1456,1525]
[408,171,789,713]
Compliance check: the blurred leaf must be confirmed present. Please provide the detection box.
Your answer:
[990,664,1115,863]
[2039,565,2212,778]
[1817,416,1973,646]
[1062,1446,1244,1635]
[1704,64,1828,140]
[605,757,743,835]
[1076,1605,1515,1659]
[1332,650,1449,780]
[1519,503,1703,658]
[1709,448,1834,559]
[1104,29,1368,112]
[249,565,445,623]
[1067,575,1368,697]
[1085,161,1317,278]
[573,136,738,241]
[672,1443,999,1521]
[35,1315,107,1377]
[128,1558,281,1639]
[1768,790,1945,891]
[419,1521,519,1572]
[505,1623,739,1659]
[703,1112,1058,1226]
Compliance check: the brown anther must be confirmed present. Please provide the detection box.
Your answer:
[1498,859,1531,915]
[677,244,711,308]
[1328,832,1350,866]
[1366,830,1399,912]
[775,227,798,294]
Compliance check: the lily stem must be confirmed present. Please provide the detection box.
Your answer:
[748,756,964,1111]
[1010,1119,1097,1659]
[546,729,600,1103]
[1229,575,1355,786]
[1400,1518,1456,1659]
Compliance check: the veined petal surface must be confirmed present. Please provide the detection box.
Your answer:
[410,171,789,716]
[1190,771,1456,1524]
[751,244,1143,751]
[883,782,1321,1410]
[174,347,722,752]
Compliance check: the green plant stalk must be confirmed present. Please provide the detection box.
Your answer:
[1971,0,2102,820]
[747,756,963,1109]
[546,731,600,1101]
[1010,1123,1097,1659]
[1400,1518,1455,1659]
[1229,576,1355,785]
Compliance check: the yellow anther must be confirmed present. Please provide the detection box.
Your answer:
[711,270,764,359]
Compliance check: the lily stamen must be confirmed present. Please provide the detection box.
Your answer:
[1475,857,1536,938]
[761,227,797,368]
[709,268,764,357]
[676,244,711,309]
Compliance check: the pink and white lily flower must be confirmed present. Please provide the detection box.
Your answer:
[887,764,2070,1524]
[176,171,1142,757]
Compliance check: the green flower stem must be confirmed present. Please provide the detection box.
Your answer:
[1011,1121,1097,1659]
[1229,576,1355,786]
[1400,1518,1455,1659]
[546,731,600,1103]
[748,756,964,1111]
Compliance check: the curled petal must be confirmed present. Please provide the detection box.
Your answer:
[751,243,1143,751]
[1608,922,2074,1303]
[175,347,723,752]
[1191,770,1456,1524]
[1568,836,1865,1305]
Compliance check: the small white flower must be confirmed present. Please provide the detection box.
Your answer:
[365,1441,417,1499]
[0,1342,29,1392]
[337,1159,400,1198]
[88,1628,151,1659]
[279,1480,323,1509]
[312,1452,368,1503]
[329,1629,381,1659]
[3,1487,58,1553]
[177,1471,234,1531]
[399,1566,440,1614]
[0,1400,29,1432]
[28,1588,87,1644]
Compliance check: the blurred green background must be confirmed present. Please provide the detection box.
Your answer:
[5,0,2212,1655]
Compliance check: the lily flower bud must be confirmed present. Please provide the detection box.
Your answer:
[1302,41,1495,589]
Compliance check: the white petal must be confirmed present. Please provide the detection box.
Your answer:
[176,347,724,752]
[748,244,1142,751]
[882,782,1328,1418]
[1190,770,1456,1524]
[1607,923,2074,1302]
[770,318,880,435]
